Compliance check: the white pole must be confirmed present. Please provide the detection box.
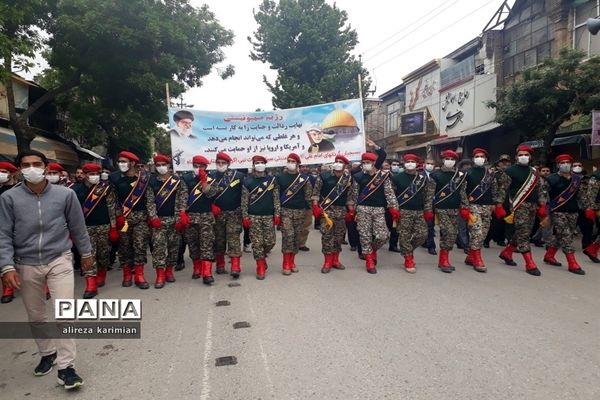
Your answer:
[165,83,170,108]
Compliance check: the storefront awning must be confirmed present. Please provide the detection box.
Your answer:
[0,126,80,166]
[459,121,501,136]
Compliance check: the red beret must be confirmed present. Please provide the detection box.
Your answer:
[472,148,489,158]
[555,154,573,163]
[216,152,232,163]
[287,153,301,164]
[361,152,377,162]
[47,163,64,172]
[516,145,534,155]
[192,155,210,165]
[252,155,267,163]
[82,163,102,173]
[118,151,140,163]
[402,153,419,162]
[153,154,171,164]
[0,162,17,173]
[441,149,459,160]
[334,154,349,165]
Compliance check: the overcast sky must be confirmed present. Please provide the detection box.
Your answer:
[185,0,514,111]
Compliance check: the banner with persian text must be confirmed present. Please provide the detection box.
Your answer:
[167,99,365,171]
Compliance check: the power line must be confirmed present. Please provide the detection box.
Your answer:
[364,0,460,61]
[372,0,498,71]
[361,0,450,55]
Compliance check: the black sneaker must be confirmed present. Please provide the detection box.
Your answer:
[57,366,84,390]
[34,352,57,376]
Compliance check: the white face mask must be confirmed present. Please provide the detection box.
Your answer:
[573,166,583,174]
[118,162,130,173]
[0,172,9,183]
[362,163,373,172]
[216,165,228,173]
[47,175,60,184]
[156,165,169,175]
[286,162,297,172]
[332,162,344,171]
[404,162,417,171]
[517,155,529,165]
[101,172,109,181]
[473,157,486,167]
[391,165,401,173]
[22,167,46,184]
[88,175,100,185]
[559,163,571,173]
[254,163,266,172]
[443,159,456,169]
[425,164,434,172]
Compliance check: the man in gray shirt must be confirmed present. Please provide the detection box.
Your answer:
[0,150,94,390]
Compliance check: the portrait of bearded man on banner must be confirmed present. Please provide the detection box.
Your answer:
[169,110,197,139]
[307,126,335,153]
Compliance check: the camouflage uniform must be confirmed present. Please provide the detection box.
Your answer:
[545,172,584,254]
[242,174,280,260]
[149,174,188,268]
[212,170,245,258]
[87,225,111,276]
[312,172,356,255]
[182,173,218,261]
[585,170,600,246]
[391,172,428,256]
[276,172,312,254]
[465,167,498,250]
[424,167,468,251]
[353,172,398,255]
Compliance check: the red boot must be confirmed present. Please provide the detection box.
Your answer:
[202,260,214,285]
[522,252,541,276]
[290,253,298,273]
[464,250,474,266]
[472,249,486,272]
[83,276,98,299]
[192,259,202,279]
[96,268,107,287]
[404,254,416,274]
[154,268,166,289]
[1,284,15,304]
[134,264,150,289]
[282,253,292,275]
[256,259,267,280]
[165,265,176,283]
[215,255,227,274]
[321,253,334,274]
[230,257,241,279]
[499,244,517,266]
[565,253,585,275]
[438,249,453,273]
[365,253,377,274]
[122,264,133,287]
[331,252,345,270]
[372,248,378,266]
[583,242,600,263]
[543,246,562,266]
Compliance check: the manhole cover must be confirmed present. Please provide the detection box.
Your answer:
[215,300,230,307]
[233,321,251,329]
[215,356,237,366]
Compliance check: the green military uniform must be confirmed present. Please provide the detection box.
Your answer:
[276,172,312,256]
[583,169,600,262]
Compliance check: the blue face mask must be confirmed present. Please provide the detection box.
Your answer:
[391,166,401,173]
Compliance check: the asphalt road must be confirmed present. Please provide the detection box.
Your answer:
[0,231,599,400]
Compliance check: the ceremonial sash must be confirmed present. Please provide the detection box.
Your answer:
[396,172,427,208]
[249,176,276,206]
[155,175,181,211]
[510,168,538,211]
[280,173,309,205]
[433,170,466,206]
[468,169,496,203]
[549,174,582,212]
[214,171,238,201]
[187,176,214,209]
[82,182,110,219]
[61,179,75,189]
[320,172,352,211]
[121,171,150,218]
[358,170,389,205]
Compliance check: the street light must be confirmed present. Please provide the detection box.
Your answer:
[587,17,600,35]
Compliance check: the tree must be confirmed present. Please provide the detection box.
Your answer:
[249,0,370,109]
[488,48,600,162]
[0,0,234,156]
